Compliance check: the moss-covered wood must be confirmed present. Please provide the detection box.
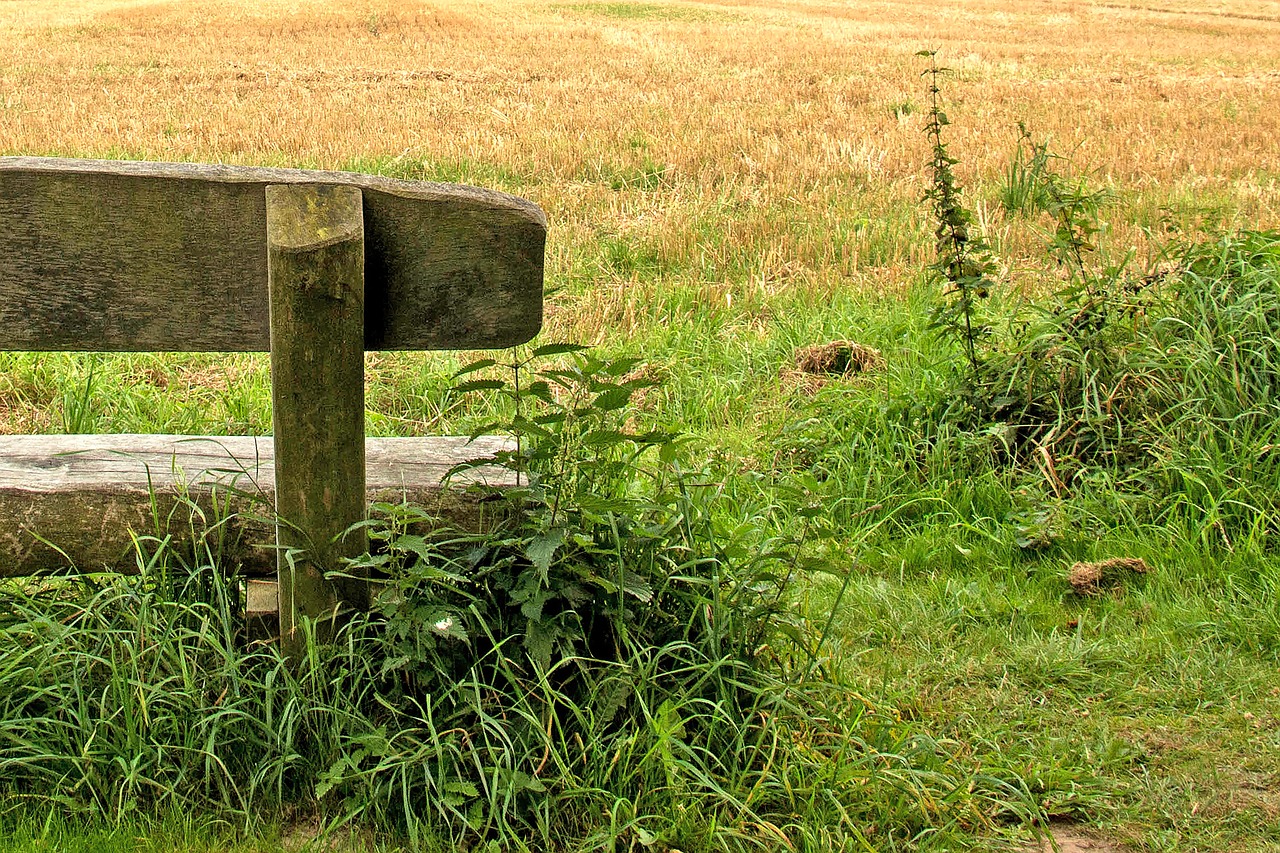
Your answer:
[0,156,544,352]
[267,183,368,655]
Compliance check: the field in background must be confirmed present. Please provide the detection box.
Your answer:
[3,0,1279,304]
[3,1,1280,851]
[1,0,1278,440]
[2,0,1280,435]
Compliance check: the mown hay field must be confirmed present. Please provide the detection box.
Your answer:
[3,0,1279,440]
[3,0,1278,318]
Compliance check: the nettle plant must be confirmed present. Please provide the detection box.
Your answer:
[320,344,825,840]
[373,344,812,678]
[919,50,997,377]
[366,344,697,677]
[917,52,1161,474]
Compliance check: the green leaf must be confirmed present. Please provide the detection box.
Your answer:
[601,357,644,377]
[531,342,591,357]
[510,415,553,439]
[654,698,686,740]
[445,780,479,798]
[519,589,552,620]
[525,528,564,577]
[393,534,432,559]
[524,621,554,669]
[619,568,654,603]
[593,386,634,411]
[581,429,626,447]
[524,380,554,402]
[451,358,497,378]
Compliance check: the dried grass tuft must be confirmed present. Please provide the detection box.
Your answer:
[784,341,883,393]
[795,341,884,377]
[1068,557,1151,595]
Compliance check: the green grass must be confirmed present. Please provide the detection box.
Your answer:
[5,255,1278,849]
[0,810,289,853]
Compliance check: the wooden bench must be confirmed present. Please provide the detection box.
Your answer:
[0,156,545,652]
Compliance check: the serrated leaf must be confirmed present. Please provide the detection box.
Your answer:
[445,455,501,479]
[524,380,554,402]
[619,568,654,603]
[524,621,554,670]
[531,342,591,357]
[635,429,677,446]
[601,357,644,377]
[445,780,479,798]
[525,528,564,577]
[510,414,553,439]
[393,534,432,559]
[537,365,585,379]
[593,386,634,411]
[451,358,497,378]
[581,429,625,447]
[658,440,683,464]
[519,589,552,620]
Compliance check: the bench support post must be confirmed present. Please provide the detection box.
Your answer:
[266,183,369,659]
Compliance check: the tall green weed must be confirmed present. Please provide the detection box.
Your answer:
[918,61,1280,549]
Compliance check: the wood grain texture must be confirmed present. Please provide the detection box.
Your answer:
[0,434,515,578]
[0,157,545,352]
[268,183,368,639]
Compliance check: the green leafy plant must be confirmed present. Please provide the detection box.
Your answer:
[1000,122,1056,217]
[919,50,998,377]
[915,76,1280,552]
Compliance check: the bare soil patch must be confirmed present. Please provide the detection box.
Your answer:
[1023,823,1129,853]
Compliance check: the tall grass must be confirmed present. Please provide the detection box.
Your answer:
[0,352,1055,851]
[0,536,1044,851]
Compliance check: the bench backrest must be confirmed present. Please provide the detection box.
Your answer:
[0,157,545,352]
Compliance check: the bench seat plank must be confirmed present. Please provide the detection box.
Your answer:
[0,157,545,352]
[0,434,514,577]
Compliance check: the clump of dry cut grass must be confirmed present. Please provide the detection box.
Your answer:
[1068,557,1152,596]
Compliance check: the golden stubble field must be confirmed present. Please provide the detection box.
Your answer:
[2,0,1279,322]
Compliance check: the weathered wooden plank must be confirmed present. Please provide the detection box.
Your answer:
[0,157,544,352]
[267,183,368,649]
[0,434,514,579]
